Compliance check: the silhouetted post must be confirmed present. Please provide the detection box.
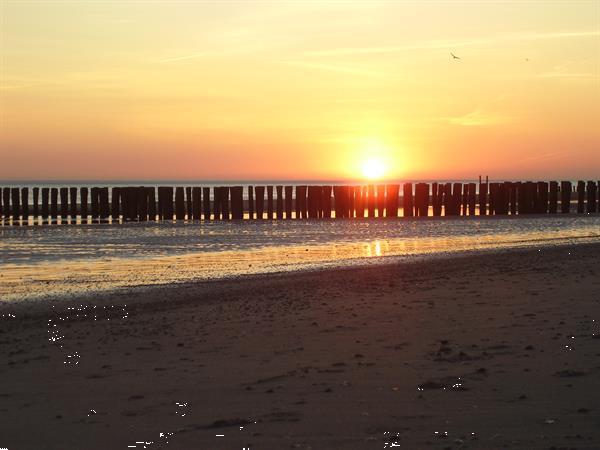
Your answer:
[247,186,254,219]
[467,183,476,215]
[285,186,293,219]
[135,187,146,222]
[373,185,382,218]
[386,184,399,218]
[349,186,357,218]
[79,188,88,222]
[1,187,7,221]
[192,187,201,220]
[32,187,39,219]
[39,187,49,221]
[333,186,342,219]
[175,187,185,220]
[322,185,332,218]
[307,186,318,219]
[402,183,413,217]
[202,187,211,220]
[90,187,99,221]
[49,188,58,221]
[18,187,28,223]
[577,181,585,213]
[121,187,132,221]
[276,185,284,219]
[416,183,429,217]
[266,186,274,219]
[488,183,498,215]
[560,181,571,213]
[220,187,230,220]
[213,188,221,220]
[231,186,243,220]
[99,187,109,222]
[110,187,120,221]
[365,185,374,218]
[59,187,68,220]
[431,183,441,216]
[164,187,174,220]
[255,186,265,219]
[148,187,156,221]
[157,187,164,220]
[68,187,77,221]
[478,181,487,216]
[587,181,597,213]
[0,188,3,221]
[185,187,193,219]
[9,188,19,223]
[508,182,517,215]
[538,182,548,214]
[295,186,305,219]
[548,181,558,213]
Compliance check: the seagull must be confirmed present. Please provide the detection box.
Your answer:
[451,52,460,60]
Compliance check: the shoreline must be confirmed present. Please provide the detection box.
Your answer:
[1,233,599,305]
[1,242,599,449]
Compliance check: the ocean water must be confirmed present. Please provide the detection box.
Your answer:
[0,214,598,301]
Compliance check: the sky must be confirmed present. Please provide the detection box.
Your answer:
[1,1,599,181]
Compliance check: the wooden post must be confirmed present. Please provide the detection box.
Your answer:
[79,188,88,221]
[59,187,68,219]
[186,187,193,219]
[175,187,185,220]
[478,181,487,216]
[468,183,476,215]
[549,181,558,214]
[192,187,201,220]
[247,185,254,219]
[147,187,156,221]
[386,184,399,218]
[307,186,318,219]
[266,186,274,219]
[415,183,429,217]
[560,181,571,213]
[99,187,109,222]
[135,187,147,221]
[213,188,220,220]
[296,186,307,219]
[90,187,99,221]
[19,187,28,223]
[508,182,517,215]
[9,188,19,222]
[587,181,598,213]
[403,183,413,217]
[276,185,284,219]
[537,182,548,214]
[366,185,375,218]
[68,187,77,220]
[577,181,585,213]
[231,186,243,220]
[255,186,265,219]
[374,185,384,218]
[50,187,58,220]
[431,182,444,217]
[164,187,174,220]
[333,186,347,219]
[322,186,332,218]
[32,187,39,218]
[2,188,9,220]
[221,187,230,220]
[285,186,293,219]
[38,187,48,221]
[110,187,120,221]
[202,187,211,220]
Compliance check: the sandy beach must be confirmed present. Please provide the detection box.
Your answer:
[1,243,599,449]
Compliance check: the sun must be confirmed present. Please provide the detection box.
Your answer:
[361,157,386,180]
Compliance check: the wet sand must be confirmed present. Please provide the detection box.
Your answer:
[1,243,599,449]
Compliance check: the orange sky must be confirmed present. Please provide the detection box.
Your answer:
[1,1,599,181]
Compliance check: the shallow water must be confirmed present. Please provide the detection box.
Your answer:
[1,215,598,301]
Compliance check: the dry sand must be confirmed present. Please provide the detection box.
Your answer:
[1,243,599,449]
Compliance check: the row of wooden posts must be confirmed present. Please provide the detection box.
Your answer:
[0,181,598,223]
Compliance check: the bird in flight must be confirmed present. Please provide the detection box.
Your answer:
[451,52,460,60]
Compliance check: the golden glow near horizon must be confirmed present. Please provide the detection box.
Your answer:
[0,1,599,181]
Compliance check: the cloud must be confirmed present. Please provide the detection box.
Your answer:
[446,109,508,127]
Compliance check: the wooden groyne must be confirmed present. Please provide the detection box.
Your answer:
[0,179,598,224]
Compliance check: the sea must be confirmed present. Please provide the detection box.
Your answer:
[1,180,598,301]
